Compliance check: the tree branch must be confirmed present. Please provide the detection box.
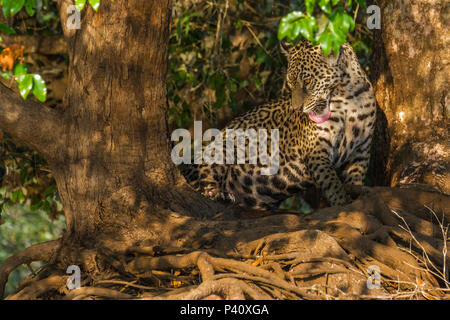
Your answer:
[1,34,67,55]
[0,83,65,162]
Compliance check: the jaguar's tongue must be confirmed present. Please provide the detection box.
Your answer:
[308,109,332,123]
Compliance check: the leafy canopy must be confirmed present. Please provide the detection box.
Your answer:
[278,0,367,56]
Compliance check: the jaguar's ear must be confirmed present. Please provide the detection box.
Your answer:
[326,44,349,72]
[326,45,344,64]
[337,45,346,67]
[280,39,293,56]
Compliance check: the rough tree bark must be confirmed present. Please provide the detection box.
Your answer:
[0,0,224,294]
[0,0,449,300]
[371,0,449,193]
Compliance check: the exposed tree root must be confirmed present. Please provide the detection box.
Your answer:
[0,239,61,298]
[5,275,66,300]
[63,287,135,300]
[181,277,266,300]
[2,186,449,300]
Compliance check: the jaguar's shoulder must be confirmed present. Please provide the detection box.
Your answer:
[225,95,292,130]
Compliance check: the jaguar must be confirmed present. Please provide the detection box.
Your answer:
[182,40,377,210]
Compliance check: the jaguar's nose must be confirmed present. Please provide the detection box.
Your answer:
[302,97,326,114]
[291,85,306,110]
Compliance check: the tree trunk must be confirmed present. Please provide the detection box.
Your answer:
[51,0,223,248]
[371,0,449,193]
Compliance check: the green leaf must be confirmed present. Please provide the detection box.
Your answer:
[277,23,289,40]
[278,11,303,40]
[44,184,56,197]
[298,16,318,41]
[328,19,346,44]
[30,200,43,211]
[42,199,50,212]
[240,80,249,88]
[32,74,47,102]
[332,39,342,57]
[228,80,237,92]
[1,71,11,80]
[318,0,331,14]
[13,63,27,76]
[17,74,33,99]
[318,31,332,56]
[88,0,100,12]
[287,22,302,41]
[0,186,6,198]
[18,191,25,203]
[0,23,16,35]
[11,190,19,203]
[20,169,27,185]
[2,0,12,18]
[25,0,36,16]
[10,0,25,17]
[75,0,87,11]
[282,11,304,24]
[341,12,355,32]
[252,76,263,91]
[305,0,317,16]
[11,189,24,203]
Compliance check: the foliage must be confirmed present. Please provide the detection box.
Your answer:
[0,0,36,19]
[74,0,104,12]
[0,132,65,296]
[0,0,60,102]
[278,0,367,56]
[0,41,47,102]
[0,136,63,218]
[0,0,59,28]
[0,56,47,101]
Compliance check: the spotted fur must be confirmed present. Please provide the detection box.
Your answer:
[182,41,377,210]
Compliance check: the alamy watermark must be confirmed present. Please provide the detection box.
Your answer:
[66,5,81,30]
[366,265,381,289]
[367,5,381,30]
[171,121,280,175]
[66,265,81,290]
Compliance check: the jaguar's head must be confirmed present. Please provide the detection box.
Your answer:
[281,39,346,123]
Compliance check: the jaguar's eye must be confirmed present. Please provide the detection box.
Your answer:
[304,78,311,84]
